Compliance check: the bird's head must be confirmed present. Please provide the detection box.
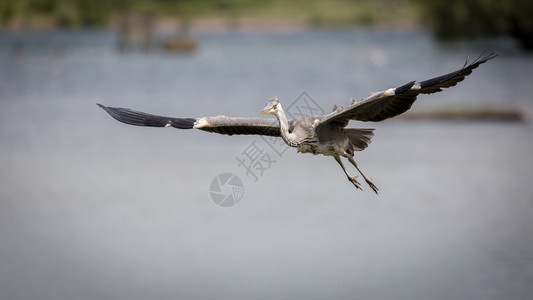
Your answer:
[259,98,281,116]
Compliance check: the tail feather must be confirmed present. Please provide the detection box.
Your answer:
[344,128,374,151]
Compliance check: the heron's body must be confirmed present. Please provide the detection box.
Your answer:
[280,115,371,157]
[98,53,497,194]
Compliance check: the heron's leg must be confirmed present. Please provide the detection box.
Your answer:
[347,156,379,194]
[333,155,362,190]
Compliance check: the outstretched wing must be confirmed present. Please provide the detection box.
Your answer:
[97,104,282,137]
[318,53,497,126]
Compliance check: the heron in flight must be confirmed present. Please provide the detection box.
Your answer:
[98,53,496,194]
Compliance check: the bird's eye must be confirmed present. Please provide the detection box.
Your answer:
[273,104,277,109]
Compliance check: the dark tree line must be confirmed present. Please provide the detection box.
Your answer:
[418,0,533,49]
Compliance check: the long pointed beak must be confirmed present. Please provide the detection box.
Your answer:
[259,108,271,115]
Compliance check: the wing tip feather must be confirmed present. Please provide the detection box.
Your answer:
[395,81,416,94]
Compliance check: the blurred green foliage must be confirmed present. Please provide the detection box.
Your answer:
[417,0,533,49]
[0,0,114,26]
[0,0,271,26]
[2,0,531,49]
[0,0,411,27]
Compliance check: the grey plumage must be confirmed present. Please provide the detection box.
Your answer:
[98,53,496,194]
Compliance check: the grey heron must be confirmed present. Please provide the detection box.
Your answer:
[98,53,496,194]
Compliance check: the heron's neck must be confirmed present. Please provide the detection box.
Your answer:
[275,108,299,147]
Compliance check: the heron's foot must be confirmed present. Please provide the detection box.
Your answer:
[348,175,363,190]
[365,177,379,194]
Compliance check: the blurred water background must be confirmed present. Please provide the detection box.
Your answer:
[1,13,533,300]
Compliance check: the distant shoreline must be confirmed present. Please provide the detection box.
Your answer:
[1,14,418,33]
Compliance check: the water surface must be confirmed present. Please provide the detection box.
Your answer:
[1,29,532,300]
